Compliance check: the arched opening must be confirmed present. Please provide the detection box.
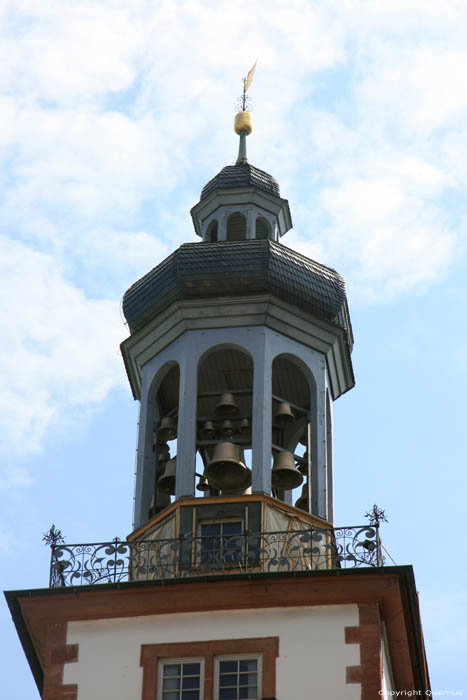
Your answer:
[206,220,218,242]
[255,216,270,240]
[196,345,253,497]
[226,212,246,241]
[271,355,311,509]
[150,363,180,518]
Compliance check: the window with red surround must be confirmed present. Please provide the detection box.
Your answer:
[140,637,279,700]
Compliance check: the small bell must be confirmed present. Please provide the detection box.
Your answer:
[271,451,303,490]
[158,457,176,494]
[273,402,295,428]
[206,442,251,490]
[221,419,234,438]
[158,416,177,442]
[295,483,310,512]
[298,452,310,475]
[239,418,250,435]
[202,421,216,440]
[196,474,210,492]
[156,443,170,460]
[215,393,239,417]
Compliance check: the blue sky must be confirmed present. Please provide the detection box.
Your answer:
[1,0,466,695]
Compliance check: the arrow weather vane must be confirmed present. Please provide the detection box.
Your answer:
[236,61,257,112]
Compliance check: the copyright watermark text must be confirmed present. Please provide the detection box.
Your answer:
[379,693,464,697]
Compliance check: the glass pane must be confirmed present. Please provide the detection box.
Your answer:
[202,524,220,537]
[239,687,258,699]
[223,522,242,535]
[164,664,181,676]
[219,673,237,686]
[219,661,238,673]
[163,678,180,691]
[239,660,257,672]
[219,689,237,700]
[182,676,200,690]
[239,673,257,685]
[162,693,179,700]
[182,692,200,700]
[183,663,200,676]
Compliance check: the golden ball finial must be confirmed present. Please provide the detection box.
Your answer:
[234,111,252,135]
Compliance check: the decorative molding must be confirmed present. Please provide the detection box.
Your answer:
[140,637,279,700]
[42,622,78,700]
[121,295,352,401]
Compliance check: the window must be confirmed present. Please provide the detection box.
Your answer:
[200,521,243,567]
[158,659,204,700]
[215,655,261,700]
[141,638,278,700]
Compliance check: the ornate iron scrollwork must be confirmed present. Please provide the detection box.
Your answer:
[49,525,381,587]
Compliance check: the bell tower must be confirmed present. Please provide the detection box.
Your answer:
[122,71,354,537]
[7,67,430,700]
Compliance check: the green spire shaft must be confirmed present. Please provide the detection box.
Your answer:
[236,131,248,165]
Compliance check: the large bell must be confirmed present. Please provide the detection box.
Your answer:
[295,483,310,512]
[273,402,295,428]
[215,393,240,417]
[158,457,176,494]
[158,416,177,442]
[202,421,216,440]
[206,442,251,490]
[271,451,303,490]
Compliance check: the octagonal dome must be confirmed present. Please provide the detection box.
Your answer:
[200,163,280,200]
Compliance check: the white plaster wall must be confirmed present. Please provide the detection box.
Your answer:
[63,604,360,700]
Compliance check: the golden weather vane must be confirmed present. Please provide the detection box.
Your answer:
[234,62,257,164]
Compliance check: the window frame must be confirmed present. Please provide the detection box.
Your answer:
[198,519,244,568]
[140,638,278,700]
[214,653,262,700]
[157,656,204,700]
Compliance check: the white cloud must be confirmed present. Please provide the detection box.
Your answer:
[0,0,466,457]
[0,235,125,459]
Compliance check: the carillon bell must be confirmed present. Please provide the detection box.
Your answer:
[157,443,170,460]
[158,416,177,442]
[271,450,303,490]
[157,457,176,494]
[196,474,210,492]
[221,419,234,438]
[239,418,250,435]
[298,451,310,475]
[215,392,239,417]
[202,421,216,440]
[295,483,310,512]
[273,402,295,428]
[206,442,251,490]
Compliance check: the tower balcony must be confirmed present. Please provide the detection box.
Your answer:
[49,522,382,588]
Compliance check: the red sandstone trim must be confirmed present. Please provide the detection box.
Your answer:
[140,637,279,700]
[41,622,78,700]
[345,603,382,700]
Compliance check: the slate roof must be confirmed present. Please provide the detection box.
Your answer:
[122,239,353,351]
[200,163,280,199]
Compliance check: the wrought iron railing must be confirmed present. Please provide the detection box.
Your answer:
[49,525,381,587]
